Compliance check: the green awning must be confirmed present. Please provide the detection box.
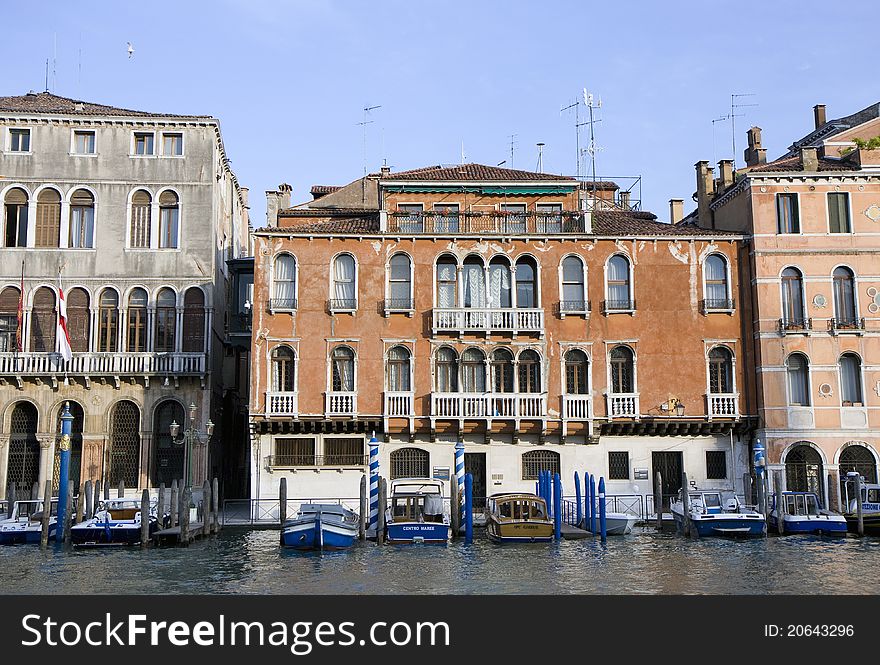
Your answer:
[383,185,576,195]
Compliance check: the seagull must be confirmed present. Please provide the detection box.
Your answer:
[127,42,134,59]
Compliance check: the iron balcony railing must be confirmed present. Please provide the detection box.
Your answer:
[382,298,415,312]
[388,211,587,235]
[557,300,591,316]
[432,307,544,334]
[828,317,865,333]
[0,351,206,376]
[327,298,357,312]
[228,312,252,334]
[778,317,812,334]
[607,393,639,418]
[264,454,369,468]
[265,391,298,417]
[700,298,735,313]
[268,298,298,311]
[602,299,636,314]
[707,393,739,419]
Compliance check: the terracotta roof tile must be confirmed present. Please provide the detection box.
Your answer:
[591,211,733,236]
[282,218,380,234]
[377,163,576,182]
[0,91,210,119]
[747,156,853,173]
[310,185,341,196]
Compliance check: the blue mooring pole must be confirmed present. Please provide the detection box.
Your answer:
[56,402,73,540]
[589,474,597,535]
[553,473,562,540]
[584,471,592,532]
[540,471,548,514]
[454,441,466,528]
[599,477,607,543]
[368,432,380,535]
[574,471,582,529]
[464,473,473,544]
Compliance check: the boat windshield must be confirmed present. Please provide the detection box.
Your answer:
[17,501,58,519]
[869,488,880,503]
[499,498,546,519]
[391,495,444,523]
[702,493,722,510]
[786,494,818,516]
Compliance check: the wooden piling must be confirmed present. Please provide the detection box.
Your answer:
[40,480,52,549]
[773,470,784,535]
[93,480,101,511]
[654,472,663,530]
[103,478,109,500]
[450,473,461,538]
[680,471,690,537]
[157,483,165,527]
[358,475,367,540]
[32,480,39,500]
[202,479,211,532]
[851,472,865,537]
[180,487,191,544]
[743,473,753,508]
[140,489,150,548]
[279,477,287,526]
[170,480,179,527]
[7,484,15,518]
[62,485,73,545]
[84,480,93,519]
[212,477,220,534]
[377,477,387,545]
[118,480,125,498]
[756,471,765,517]
[76,482,85,525]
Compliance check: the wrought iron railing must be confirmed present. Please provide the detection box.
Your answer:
[383,298,414,312]
[388,211,587,235]
[268,298,298,311]
[264,455,369,468]
[328,299,357,312]
[602,299,636,313]
[778,317,811,333]
[557,300,591,315]
[700,298,735,313]
[828,317,865,332]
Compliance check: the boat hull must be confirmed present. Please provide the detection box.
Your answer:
[673,510,766,537]
[281,516,357,550]
[0,523,57,544]
[769,513,848,535]
[386,521,450,544]
[603,513,637,535]
[70,522,157,546]
[844,513,880,536]
[487,518,553,543]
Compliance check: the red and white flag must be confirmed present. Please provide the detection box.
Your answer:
[56,277,73,362]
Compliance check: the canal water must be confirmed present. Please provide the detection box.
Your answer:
[2,527,879,595]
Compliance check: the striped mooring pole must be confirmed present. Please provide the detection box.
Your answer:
[589,474,597,535]
[368,432,380,534]
[584,471,592,531]
[574,472,583,528]
[455,441,465,527]
[599,477,607,543]
[56,402,74,539]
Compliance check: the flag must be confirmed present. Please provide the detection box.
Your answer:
[56,275,73,362]
[15,262,23,352]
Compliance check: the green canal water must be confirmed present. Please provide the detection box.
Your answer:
[2,527,879,595]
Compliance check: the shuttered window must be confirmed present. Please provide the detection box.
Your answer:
[35,189,61,248]
[130,190,151,248]
[66,288,90,352]
[828,192,851,233]
[181,287,204,352]
[0,286,20,352]
[30,287,56,352]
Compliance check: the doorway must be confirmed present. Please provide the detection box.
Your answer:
[652,451,683,512]
[465,452,487,510]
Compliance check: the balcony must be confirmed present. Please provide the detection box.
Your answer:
[778,318,811,335]
[265,391,298,417]
[828,317,865,335]
[382,298,415,316]
[562,394,593,437]
[0,351,206,381]
[327,299,357,313]
[325,391,357,417]
[557,300,591,318]
[388,211,587,235]
[384,391,415,432]
[602,299,636,314]
[432,308,544,336]
[268,298,298,312]
[431,392,547,425]
[700,298,735,314]
[707,393,739,419]
[607,393,639,418]
[228,311,252,335]
[264,454,369,469]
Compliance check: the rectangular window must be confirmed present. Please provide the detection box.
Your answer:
[828,192,851,233]
[397,204,424,233]
[9,128,30,152]
[776,193,800,234]
[608,451,630,480]
[274,438,316,466]
[159,207,179,248]
[134,132,154,156]
[73,130,96,155]
[324,438,364,466]
[536,203,563,233]
[501,203,527,233]
[162,132,183,156]
[706,450,727,479]
[0,315,17,352]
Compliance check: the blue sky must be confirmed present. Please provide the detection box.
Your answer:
[2,1,874,227]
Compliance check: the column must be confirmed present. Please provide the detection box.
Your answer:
[37,436,53,493]
[0,438,8,499]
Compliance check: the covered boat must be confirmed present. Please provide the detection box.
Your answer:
[842,477,880,535]
[768,491,847,536]
[281,503,359,550]
[385,478,450,544]
[671,489,765,537]
[486,493,553,543]
[0,499,58,544]
[71,498,158,547]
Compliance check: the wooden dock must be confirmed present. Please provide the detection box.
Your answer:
[560,523,591,539]
[153,522,207,546]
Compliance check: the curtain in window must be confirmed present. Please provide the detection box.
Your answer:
[437,260,457,308]
[705,255,728,301]
[839,354,862,404]
[562,256,584,305]
[388,255,411,305]
[488,262,511,308]
[781,268,804,322]
[461,349,485,392]
[273,255,296,304]
[787,354,810,406]
[463,261,485,308]
[386,346,411,391]
[333,255,356,302]
[69,190,95,249]
[435,348,458,392]
[833,267,856,322]
[332,347,354,391]
[608,256,630,303]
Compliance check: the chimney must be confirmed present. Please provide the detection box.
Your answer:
[743,126,767,167]
[800,147,819,172]
[619,190,631,209]
[380,165,391,176]
[240,187,249,208]
[695,161,715,227]
[669,199,684,225]
[265,183,292,228]
[813,104,826,129]
[718,159,734,190]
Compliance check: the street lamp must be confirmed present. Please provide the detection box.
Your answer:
[169,401,214,489]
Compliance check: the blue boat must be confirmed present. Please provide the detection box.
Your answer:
[671,488,766,537]
[0,499,58,544]
[385,478,450,544]
[71,498,158,547]
[281,503,359,550]
[769,491,847,536]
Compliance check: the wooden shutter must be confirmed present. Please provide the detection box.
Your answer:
[35,189,61,248]
[66,288,90,352]
[30,287,56,352]
[182,287,205,352]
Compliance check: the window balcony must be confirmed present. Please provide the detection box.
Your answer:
[778,318,811,335]
[700,298,735,314]
[432,307,544,336]
[388,211,587,235]
[607,393,639,418]
[431,392,547,423]
[325,391,357,417]
[382,298,415,317]
[384,390,415,433]
[828,317,865,334]
[327,298,357,313]
[0,351,206,379]
[557,300,591,318]
[264,454,369,469]
[562,394,593,437]
[707,393,739,419]
[602,299,636,314]
[265,391,298,417]
[268,298,298,312]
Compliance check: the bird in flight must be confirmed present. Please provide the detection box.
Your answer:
[127,42,135,59]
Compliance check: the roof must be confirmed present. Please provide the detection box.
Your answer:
[281,217,380,234]
[579,180,620,191]
[310,185,341,196]
[784,102,880,157]
[592,211,734,236]
[0,91,211,119]
[293,176,379,210]
[377,163,577,182]
[746,155,854,173]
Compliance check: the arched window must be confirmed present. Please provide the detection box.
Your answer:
[154,288,177,352]
[518,349,541,393]
[272,254,297,309]
[272,346,296,392]
[781,267,805,325]
[839,353,863,405]
[785,444,823,502]
[387,254,412,310]
[7,402,39,496]
[561,256,586,312]
[52,402,84,492]
[435,347,458,392]
[564,349,590,394]
[386,346,411,392]
[152,401,185,487]
[522,450,560,480]
[832,266,857,326]
[515,256,538,308]
[4,187,28,247]
[182,287,205,352]
[708,347,733,394]
[30,286,56,352]
[331,346,355,391]
[786,353,810,406]
[35,188,61,248]
[488,257,512,308]
[158,190,179,249]
[66,288,90,352]
[130,190,152,248]
[461,348,486,392]
[331,254,356,310]
[490,348,514,393]
[69,189,95,248]
[610,346,634,394]
[0,286,20,352]
[463,256,485,308]
[606,255,632,310]
[127,288,148,352]
[97,289,119,352]
[436,256,458,308]
[704,255,730,309]
[108,400,141,488]
[390,447,429,479]
[840,445,877,485]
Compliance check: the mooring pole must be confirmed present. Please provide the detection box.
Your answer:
[76,481,85,525]
[848,471,864,537]
[62,484,73,546]
[553,472,562,541]
[584,472,592,532]
[589,474,597,535]
[118,479,124,499]
[279,477,287,526]
[369,433,380,538]
[681,471,691,537]
[377,477,387,545]
[140,488,150,548]
[359,474,367,540]
[599,477,608,543]
[157,482,165,529]
[212,477,220,534]
[450,468,461,538]
[455,441,465,531]
[654,471,663,530]
[574,471,583,528]
[56,402,74,539]
[6,484,14,519]
[40,480,52,549]
[774,470,784,535]
[84,480,93,521]
[464,472,474,544]
[170,479,179,527]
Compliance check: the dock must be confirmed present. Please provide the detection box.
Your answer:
[153,522,207,546]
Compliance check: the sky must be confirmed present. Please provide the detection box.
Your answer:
[2,0,876,227]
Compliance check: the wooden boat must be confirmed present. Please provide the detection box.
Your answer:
[0,499,58,544]
[671,489,765,537]
[841,478,880,535]
[486,493,553,543]
[385,478,450,544]
[768,491,847,536]
[281,503,359,550]
[71,498,159,547]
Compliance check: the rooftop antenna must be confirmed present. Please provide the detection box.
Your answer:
[560,98,585,178]
[731,93,758,168]
[44,59,49,92]
[461,141,467,165]
[536,142,545,173]
[508,134,517,169]
[52,33,57,92]
[584,88,603,194]
[711,115,728,167]
[77,32,82,96]
[357,104,381,205]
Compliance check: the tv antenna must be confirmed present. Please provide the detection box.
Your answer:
[731,93,758,167]
[711,115,728,167]
[560,98,585,178]
[508,134,517,169]
[583,88,603,190]
[536,142,545,173]
[357,104,381,177]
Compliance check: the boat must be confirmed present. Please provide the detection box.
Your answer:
[768,491,847,536]
[71,498,159,547]
[385,478,450,544]
[670,488,765,537]
[0,499,58,544]
[600,511,638,536]
[486,493,553,543]
[841,477,880,535]
[281,503,359,550]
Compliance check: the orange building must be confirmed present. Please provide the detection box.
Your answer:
[250,164,751,511]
